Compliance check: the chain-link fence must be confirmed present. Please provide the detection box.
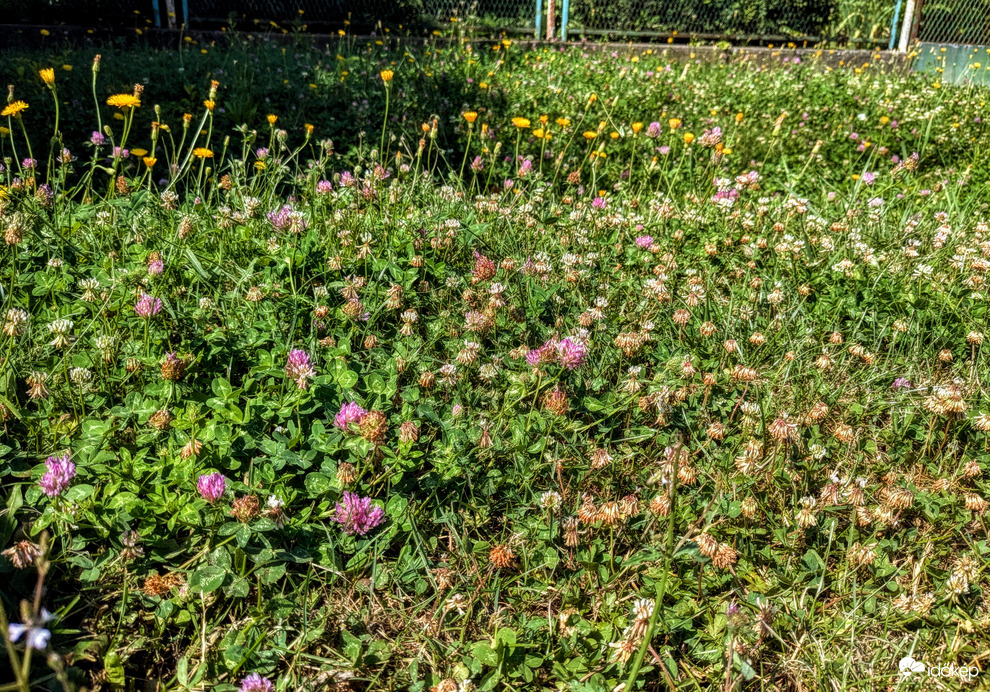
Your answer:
[915,0,990,44]
[22,0,969,50]
[177,0,894,44]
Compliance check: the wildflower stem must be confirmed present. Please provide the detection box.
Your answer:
[624,440,680,690]
[379,86,390,162]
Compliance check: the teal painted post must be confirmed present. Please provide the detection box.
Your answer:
[561,0,569,40]
[535,0,542,38]
[182,0,189,27]
[888,0,902,50]
[152,0,161,27]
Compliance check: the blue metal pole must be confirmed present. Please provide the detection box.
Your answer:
[182,0,189,28]
[151,0,161,28]
[561,0,569,41]
[535,0,542,39]
[888,0,902,50]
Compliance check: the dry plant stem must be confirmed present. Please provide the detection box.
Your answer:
[625,441,680,690]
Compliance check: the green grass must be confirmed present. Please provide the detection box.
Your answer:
[0,34,989,692]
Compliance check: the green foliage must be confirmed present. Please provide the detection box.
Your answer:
[0,36,989,692]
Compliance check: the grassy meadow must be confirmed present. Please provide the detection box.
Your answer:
[1,33,990,691]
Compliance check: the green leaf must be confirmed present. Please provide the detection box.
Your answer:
[495,627,516,649]
[471,641,499,666]
[305,472,332,497]
[189,565,226,593]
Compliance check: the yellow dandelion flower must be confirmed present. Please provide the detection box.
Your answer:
[532,128,545,139]
[631,122,643,133]
[683,132,695,145]
[511,117,530,129]
[668,118,682,130]
[0,126,9,136]
[143,156,157,168]
[39,68,55,85]
[62,64,72,71]
[556,117,570,128]
[380,69,394,84]
[582,131,597,140]
[267,114,278,125]
[1,101,29,118]
[192,147,213,158]
[107,94,141,109]
[304,123,314,136]
[478,81,488,89]
[130,148,148,157]
[203,99,215,111]
[463,111,478,124]
[40,29,50,36]
[254,161,266,170]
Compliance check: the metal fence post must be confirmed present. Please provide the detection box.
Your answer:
[561,0,569,41]
[898,0,917,50]
[535,0,542,39]
[151,0,161,27]
[182,0,190,28]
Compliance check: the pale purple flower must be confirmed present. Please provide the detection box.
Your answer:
[862,171,875,185]
[334,401,368,430]
[135,293,162,318]
[658,145,670,155]
[113,147,129,159]
[285,349,316,389]
[239,674,274,692]
[267,205,293,231]
[333,492,385,536]
[452,403,465,418]
[646,121,662,138]
[197,472,227,502]
[22,158,37,170]
[148,259,164,275]
[635,235,654,249]
[470,155,484,172]
[556,338,587,370]
[592,197,607,209]
[525,349,542,367]
[892,377,912,391]
[255,147,269,160]
[317,179,333,193]
[90,131,106,146]
[339,170,356,187]
[8,610,51,650]
[39,454,76,498]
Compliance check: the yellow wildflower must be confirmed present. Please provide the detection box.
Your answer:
[39,68,55,86]
[1,101,29,118]
[511,117,530,129]
[380,69,394,84]
[267,114,277,125]
[192,148,213,158]
[683,132,695,145]
[203,99,215,111]
[107,94,140,109]
[668,118,682,130]
[463,111,478,124]
[143,156,157,168]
